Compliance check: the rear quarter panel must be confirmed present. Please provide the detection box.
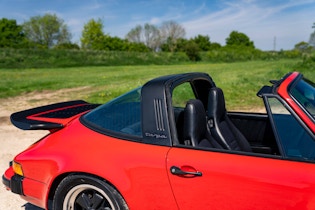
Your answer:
[15,118,178,209]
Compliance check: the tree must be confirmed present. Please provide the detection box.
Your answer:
[81,19,149,51]
[309,22,315,48]
[126,25,142,43]
[226,31,255,48]
[101,36,149,52]
[0,18,26,48]
[102,36,127,51]
[126,20,185,52]
[171,38,188,52]
[143,23,160,51]
[126,23,160,51]
[160,21,186,52]
[23,13,71,48]
[192,35,211,51]
[294,41,308,49]
[210,42,222,50]
[183,40,201,61]
[81,18,106,50]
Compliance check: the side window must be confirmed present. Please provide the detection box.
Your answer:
[172,82,196,108]
[83,87,142,137]
[268,97,315,160]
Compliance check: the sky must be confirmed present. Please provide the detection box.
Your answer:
[0,0,315,51]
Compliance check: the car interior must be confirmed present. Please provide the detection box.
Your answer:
[175,86,280,156]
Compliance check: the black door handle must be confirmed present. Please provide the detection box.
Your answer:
[170,166,202,177]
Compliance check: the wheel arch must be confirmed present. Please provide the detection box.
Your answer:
[47,172,126,209]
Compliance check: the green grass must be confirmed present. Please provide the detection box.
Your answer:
[0,59,309,110]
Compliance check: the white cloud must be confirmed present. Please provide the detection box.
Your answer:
[181,0,315,50]
[150,17,161,25]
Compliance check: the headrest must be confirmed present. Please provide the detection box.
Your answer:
[183,99,207,146]
[207,87,226,119]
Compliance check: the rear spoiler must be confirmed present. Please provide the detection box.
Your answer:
[11,100,99,130]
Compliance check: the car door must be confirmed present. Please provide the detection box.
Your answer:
[167,147,315,210]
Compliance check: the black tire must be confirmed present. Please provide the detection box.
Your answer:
[52,174,129,210]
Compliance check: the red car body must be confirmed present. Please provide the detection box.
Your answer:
[3,72,315,209]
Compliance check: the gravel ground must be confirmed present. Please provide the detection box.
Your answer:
[0,118,47,209]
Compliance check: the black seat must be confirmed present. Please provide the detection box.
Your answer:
[183,99,222,148]
[207,87,252,152]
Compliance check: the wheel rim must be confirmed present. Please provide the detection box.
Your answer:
[63,184,115,210]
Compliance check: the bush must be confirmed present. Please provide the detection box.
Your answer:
[203,46,264,62]
[183,41,201,61]
[54,43,80,50]
[0,48,190,68]
[0,46,308,69]
[295,53,315,70]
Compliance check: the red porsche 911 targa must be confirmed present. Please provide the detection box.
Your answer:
[3,72,315,210]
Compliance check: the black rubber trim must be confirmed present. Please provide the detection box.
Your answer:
[10,174,24,195]
[2,174,24,195]
[2,175,10,189]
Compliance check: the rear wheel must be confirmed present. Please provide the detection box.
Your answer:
[52,174,128,210]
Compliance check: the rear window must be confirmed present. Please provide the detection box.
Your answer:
[82,87,142,136]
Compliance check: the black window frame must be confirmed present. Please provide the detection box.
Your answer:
[264,94,315,162]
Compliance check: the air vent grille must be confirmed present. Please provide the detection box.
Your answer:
[154,99,165,131]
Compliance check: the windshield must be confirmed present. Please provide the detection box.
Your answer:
[82,87,142,136]
[290,77,315,118]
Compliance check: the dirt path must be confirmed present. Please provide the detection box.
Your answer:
[0,87,90,210]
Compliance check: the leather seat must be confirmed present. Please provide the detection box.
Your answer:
[207,88,252,152]
[183,99,222,148]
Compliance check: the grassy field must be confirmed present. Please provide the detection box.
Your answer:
[0,59,311,111]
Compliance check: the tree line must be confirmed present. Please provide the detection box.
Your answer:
[0,13,259,51]
[0,13,314,64]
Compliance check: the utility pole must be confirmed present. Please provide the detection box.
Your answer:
[310,23,315,48]
[273,36,276,52]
